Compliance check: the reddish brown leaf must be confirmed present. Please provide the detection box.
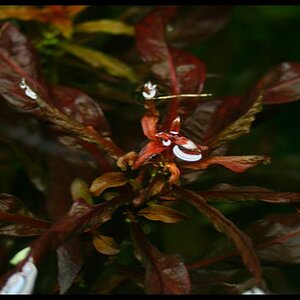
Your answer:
[253,62,300,105]
[245,213,300,264]
[92,232,120,255]
[132,141,166,169]
[0,23,48,114]
[0,22,44,82]
[130,221,191,294]
[137,204,187,224]
[0,193,49,236]
[181,155,270,173]
[141,115,158,140]
[51,86,111,137]
[56,237,84,294]
[197,183,300,203]
[168,6,232,48]
[90,172,128,196]
[0,192,132,289]
[135,8,206,128]
[173,186,262,284]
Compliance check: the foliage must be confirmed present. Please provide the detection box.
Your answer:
[0,5,300,295]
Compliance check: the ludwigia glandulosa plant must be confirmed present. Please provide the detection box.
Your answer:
[0,6,300,295]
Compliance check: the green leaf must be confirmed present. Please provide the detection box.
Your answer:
[61,43,138,82]
[75,19,134,35]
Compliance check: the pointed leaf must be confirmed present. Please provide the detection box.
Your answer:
[197,183,300,203]
[245,213,300,264]
[61,43,137,82]
[56,237,84,294]
[141,115,158,140]
[181,155,270,173]
[0,194,49,236]
[132,141,166,169]
[75,19,134,35]
[137,204,187,223]
[253,62,300,105]
[173,186,262,284]
[0,22,44,81]
[207,94,263,149]
[130,221,191,294]
[0,23,48,114]
[90,172,128,196]
[71,178,93,204]
[51,85,111,137]
[93,232,120,255]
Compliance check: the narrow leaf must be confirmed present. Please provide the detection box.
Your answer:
[141,115,158,140]
[130,221,191,294]
[181,155,270,173]
[197,183,300,203]
[75,19,134,35]
[173,186,262,284]
[208,94,263,149]
[90,172,128,196]
[0,194,49,236]
[137,204,187,223]
[61,43,137,82]
[132,141,166,169]
[93,232,120,255]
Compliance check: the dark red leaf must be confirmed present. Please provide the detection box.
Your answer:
[0,193,50,236]
[245,213,300,264]
[253,62,300,105]
[173,186,262,284]
[181,155,270,173]
[56,237,84,294]
[50,85,111,137]
[135,8,206,128]
[0,22,44,82]
[130,221,191,294]
[0,23,48,114]
[196,183,300,203]
[0,192,132,292]
[167,6,232,48]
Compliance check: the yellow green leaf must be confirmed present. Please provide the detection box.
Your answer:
[92,232,120,255]
[90,172,128,196]
[137,204,187,223]
[75,19,134,36]
[70,178,93,205]
[61,43,138,82]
